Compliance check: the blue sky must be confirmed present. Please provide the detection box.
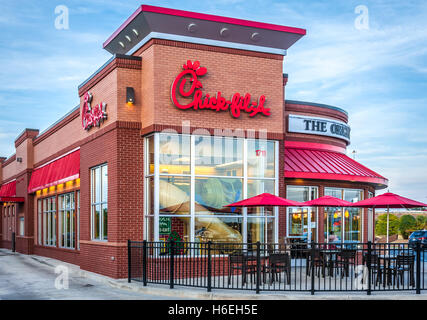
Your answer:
[0,0,426,201]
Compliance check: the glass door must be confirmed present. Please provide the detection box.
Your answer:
[286,186,318,243]
[324,188,363,244]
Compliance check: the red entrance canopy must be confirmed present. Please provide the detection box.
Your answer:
[225,193,302,207]
[350,192,427,209]
[285,147,388,189]
[0,180,24,203]
[28,150,80,194]
[302,195,353,207]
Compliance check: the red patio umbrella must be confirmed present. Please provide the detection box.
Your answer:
[302,195,353,207]
[350,192,427,243]
[225,193,303,207]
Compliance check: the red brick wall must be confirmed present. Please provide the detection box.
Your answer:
[78,121,143,278]
[136,40,285,138]
[79,123,118,277]
[33,245,80,265]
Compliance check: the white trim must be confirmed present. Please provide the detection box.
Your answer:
[126,31,287,56]
[190,135,196,242]
[274,140,279,243]
[34,147,80,170]
[242,139,248,243]
[1,179,17,185]
[154,134,160,241]
[143,137,149,241]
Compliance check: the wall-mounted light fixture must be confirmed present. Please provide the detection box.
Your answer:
[16,157,23,163]
[126,87,135,106]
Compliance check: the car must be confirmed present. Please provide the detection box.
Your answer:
[408,230,427,249]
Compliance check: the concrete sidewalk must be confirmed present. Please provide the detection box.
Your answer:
[2,249,426,300]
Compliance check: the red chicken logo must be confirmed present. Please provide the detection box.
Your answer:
[171,60,270,118]
[82,91,107,131]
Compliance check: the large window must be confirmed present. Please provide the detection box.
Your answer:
[367,191,374,242]
[286,186,318,242]
[43,197,56,246]
[38,200,42,244]
[59,192,75,249]
[37,191,79,249]
[324,188,363,243]
[91,164,108,241]
[145,133,278,244]
[19,217,24,236]
[77,191,80,250]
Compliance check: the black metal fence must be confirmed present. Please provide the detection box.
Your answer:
[128,240,426,295]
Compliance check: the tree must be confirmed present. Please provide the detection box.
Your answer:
[399,215,417,239]
[375,214,399,236]
[415,215,427,230]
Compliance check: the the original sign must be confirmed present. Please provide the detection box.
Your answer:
[171,60,270,119]
[288,114,350,143]
[81,91,107,131]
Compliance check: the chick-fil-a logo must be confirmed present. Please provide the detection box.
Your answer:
[81,91,107,131]
[171,60,270,118]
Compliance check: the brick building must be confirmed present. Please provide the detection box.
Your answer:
[0,5,388,278]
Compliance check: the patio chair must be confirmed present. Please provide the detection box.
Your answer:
[363,253,381,285]
[263,253,291,284]
[307,248,327,277]
[392,254,415,288]
[334,249,356,278]
[227,253,257,286]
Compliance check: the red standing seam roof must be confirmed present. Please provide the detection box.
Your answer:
[28,150,80,194]
[285,148,388,188]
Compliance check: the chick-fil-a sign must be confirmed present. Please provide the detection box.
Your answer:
[81,91,107,131]
[171,60,270,118]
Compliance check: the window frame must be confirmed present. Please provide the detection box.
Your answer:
[90,163,108,241]
[324,187,364,243]
[42,196,57,247]
[144,133,279,244]
[36,188,80,250]
[286,185,319,242]
[58,192,76,249]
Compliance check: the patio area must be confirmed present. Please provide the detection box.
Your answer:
[129,241,427,295]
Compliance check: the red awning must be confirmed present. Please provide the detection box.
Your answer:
[0,180,24,202]
[0,180,16,197]
[285,147,388,189]
[28,149,80,193]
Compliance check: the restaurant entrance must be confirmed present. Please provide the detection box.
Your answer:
[286,186,318,243]
[1,204,15,243]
